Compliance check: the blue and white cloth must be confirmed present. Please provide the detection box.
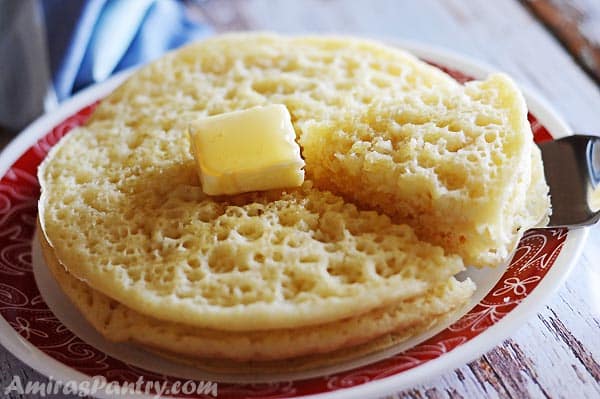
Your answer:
[0,0,211,132]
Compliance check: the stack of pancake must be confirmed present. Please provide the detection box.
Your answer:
[37,34,549,370]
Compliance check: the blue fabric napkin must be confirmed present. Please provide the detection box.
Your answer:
[0,0,211,132]
[42,0,212,101]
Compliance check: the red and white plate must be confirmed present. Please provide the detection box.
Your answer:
[0,42,588,398]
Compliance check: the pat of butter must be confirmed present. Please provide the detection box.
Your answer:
[189,104,305,195]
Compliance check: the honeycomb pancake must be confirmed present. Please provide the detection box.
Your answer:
[301,73,550,267]
[38,175,465,331]
[38,34,488,332]
[38,34,549,272]
[142,322,431,374]
[40,228,475,364]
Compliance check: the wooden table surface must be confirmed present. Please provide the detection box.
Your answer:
[1,0,599,398]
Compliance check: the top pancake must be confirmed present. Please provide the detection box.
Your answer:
[301,73,550,266]
[38,33,547,331]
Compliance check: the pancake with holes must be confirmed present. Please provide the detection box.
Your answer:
[40,225,474,367]
[37,33,548,365]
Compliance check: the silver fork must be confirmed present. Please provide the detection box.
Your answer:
[539,135,600,227]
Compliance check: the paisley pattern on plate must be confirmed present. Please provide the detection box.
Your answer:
[0,67,566,398]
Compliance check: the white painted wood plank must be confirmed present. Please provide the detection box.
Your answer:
[524,0,600,83]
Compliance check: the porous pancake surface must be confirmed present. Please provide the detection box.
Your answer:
[38,33,547,332]
[302,73,550,266]
[40,230,475,363]
[39,169,464,330]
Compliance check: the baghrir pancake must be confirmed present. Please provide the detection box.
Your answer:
[302,73,549,266]
[38,178,466,330]
[37,33,549,366]
[40,226,474,365]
